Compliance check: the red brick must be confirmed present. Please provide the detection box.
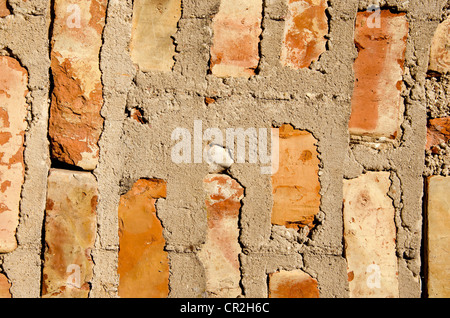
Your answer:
[429,17,450,74]
[0,0,10,17]
[198,174,244,298]
[118,179,169,298]
[0,56,28,253]
[42,169,98,298]
[0,274,11,298]
[271,124,321,231]
[349,11,408,140]
[280,0,328,69]
[268,270,319,298]
[48,0,107,170]
[426,117,450,151]
[210,0,262,77]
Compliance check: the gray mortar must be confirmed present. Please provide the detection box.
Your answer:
[0,0,447,298]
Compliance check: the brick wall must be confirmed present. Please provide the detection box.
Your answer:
[0,0,448,298]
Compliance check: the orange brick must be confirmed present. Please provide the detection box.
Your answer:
[0,0,10,17]
[271,124,321,231]
[426,117,450,151]
[118,179,169,298]
[210,0,262,77]
[0,56,28,253]
[268,270,319,298]
[198,174,244,298]
[280,0,328,69]
[0,274,11,298]
[429,17,450,74]
[349,11,408,140]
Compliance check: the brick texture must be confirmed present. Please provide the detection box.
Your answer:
[268,270,319,298]
[426,117,450,151]
[0,0,9,17]
[343,172,399,298]
[348,11,408,140]
[198,174,244,298]
[0,56,28,253]
[271,124,321,231]
[118,179,169,298]
[426,176,450,298]
[280,0,328,69]
[210,0,262,77]
[42,169,98,298]
[130,0,182,72]
[0,274,11,298]
[429,17,450,75]
[48,0,107,171]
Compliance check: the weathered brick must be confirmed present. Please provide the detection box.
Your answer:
[343,172,399,298]
[426,117,450,151]
[210,0,262,78]
[429,17,450,75]
[0,0,9,17]
[130,0,181,72]
[0,56,28,253]
[268,270,319,298]
[0,274,11,298]
[271,124,321,231]
[198,174,244,298]
[280,0,328,69]
[48,0,107,171]
[42,169,98,298]
[426,176,450,298]
[348,11,408,140]
[118,179,169,298]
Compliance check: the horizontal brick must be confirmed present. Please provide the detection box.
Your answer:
[280,0,328,69]
[198,174,244,298]
[42,169,98,298]
[348,10,408,140]
[118,179,169,298]
[426,117,450,151]
[0,274,11,298]
[343,172,399,298]
[271,124,321,231]
[210,0,262,77]
[426,176,450,297]
[429,17,450,74]
[48,0,107,170]
[268,270,319,298]
[0,56,28,253]
[130,0,182,72]
[0,0,9,17]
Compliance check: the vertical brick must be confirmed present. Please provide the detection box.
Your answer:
[348,11,408,140]
[210,0,262,78]
[429,17,450,75]
[280,0,328,69]
[268,270,319,298]
[0,56,28,253]
[426,176,450,298]
[48,0,107,171]
[0,0,9,17]
[118,179,169,298]
[0,274,11,298]
[343,172,399,298]
[426,117,450,151]
[198,174,244,298]
[42,169,98,298]
[271,124,321,231]
[130,0,182,72]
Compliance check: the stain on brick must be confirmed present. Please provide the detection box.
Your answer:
[210,0,262,78]
[426,176,450,298]
[268,269,319,298]
[130,0,182,72]
[343,172,399,298]
[280,0,328,69]
[0,274,11,298]
[48,0,107,171]
[426,117,450,151]
[198,174,244,298]
[0,0,9,17]
[42,169,98,298]
[0,56,28,253]
[429,17,450,75]
[118,179,169,298]
[348,10,408,140]
[271,124,321,231]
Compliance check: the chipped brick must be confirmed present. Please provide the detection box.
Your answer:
[268,270,319,298]
[42,169,98,298]
[0,56,28,253]
[0,274,11,298]
[343,172,399,298]
[118,179,169,298]
[198,174,244,298]
[210,0,262,78]
[429,17,450,75]
[426,117,450,151]
[0,0,10,17]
